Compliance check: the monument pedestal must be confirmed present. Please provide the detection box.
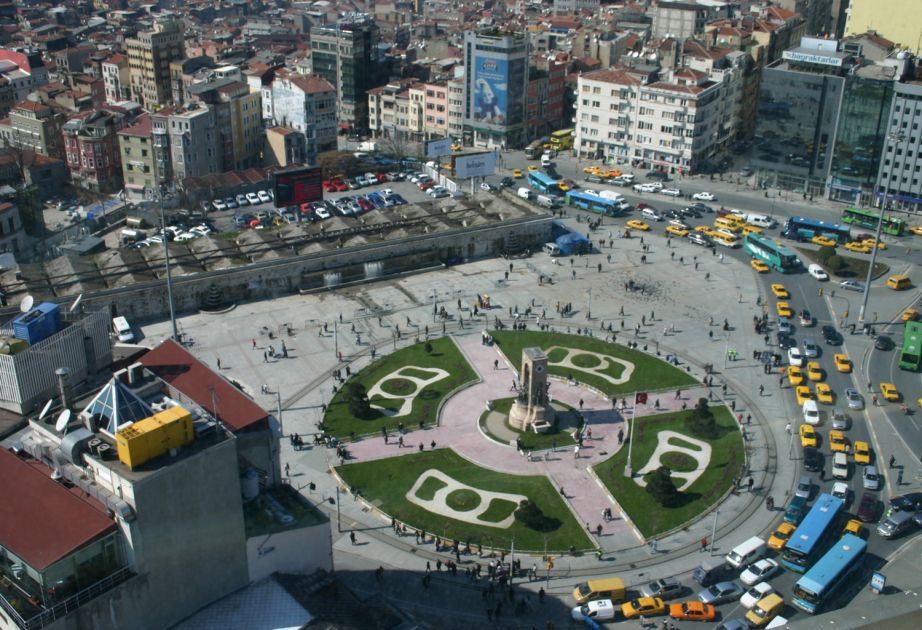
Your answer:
[508,347,555,433]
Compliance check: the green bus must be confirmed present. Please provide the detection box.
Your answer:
[841,207,905,236]
[899,320,922,371]
[743,233,801,273]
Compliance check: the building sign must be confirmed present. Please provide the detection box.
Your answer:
[454,151,497,179]
[272,166,322,207]
[472,57,509,127]
[783,50,844,67]
[426,137,453,158]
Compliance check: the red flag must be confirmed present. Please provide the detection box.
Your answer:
[635,392,647,404]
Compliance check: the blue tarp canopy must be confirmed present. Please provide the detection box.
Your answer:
[555,232,590,255]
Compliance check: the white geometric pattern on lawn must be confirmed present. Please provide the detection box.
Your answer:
[633,430,712,491]
[544,346,635,385]
[367,366,450,417]
[405,469,527,528]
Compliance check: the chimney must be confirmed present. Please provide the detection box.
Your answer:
[56,367,71,410]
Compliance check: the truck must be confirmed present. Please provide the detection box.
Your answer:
[358,141,378,152]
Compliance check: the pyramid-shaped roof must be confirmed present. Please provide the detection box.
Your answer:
[82,378,153,435]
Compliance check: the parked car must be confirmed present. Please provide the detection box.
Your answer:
[225,197,239,209]
[246,192,260,205]
[212,199,228,211]
[236,193,249,206]
[257,190,272,203]
[661,188,682,197]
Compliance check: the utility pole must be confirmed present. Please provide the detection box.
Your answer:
[154,186,178,341]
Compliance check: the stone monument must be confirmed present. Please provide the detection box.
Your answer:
[508,347,555,432]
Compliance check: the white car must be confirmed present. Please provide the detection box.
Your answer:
[862,465,881,490]
[740,559,780,586]
[808,264,829,281]
[212,199,228,211]
[831,481,849,500]
[246,192,260,205]
[692,191,716,201]
[571,599,618,622]
[314,207,331,219]
[191,225,212,236]
[257,190,272,203]
[236,193,249,206]
[660,188,682,197]
[174,232,197,242]
[740,582,774,609]
[802,338,819,358]
[633,183,658,193]
[787,347,805,367]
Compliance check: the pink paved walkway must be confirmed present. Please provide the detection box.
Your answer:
[343,335,710,549]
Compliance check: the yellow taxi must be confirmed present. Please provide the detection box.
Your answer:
[787,365,805,386]
[816,383,834,404]
[583,165,602,175]
[880,383,901,402]
[767,522,796,551]
[751,260,770,273]
[844,241,871,253]
[911,226,922,236]
[799,423,818,448]
[558,182,571,191]
[771,284,789,298]
[834,354,852,373]
[854,441,872,465]
[843,519,864,538]
[861,237,886,250]
[666,225,689,237]
[795,385,814,406]
[811,235,837,247]
[776,302,793,317]
[451,142,461,151]
[627,219,651,231]
[741,225,763,235]
[622,597,666,619]
[829,430,849,453]
[695,225,718,237]
[806,362,824,382]
[512,168,523,178]
[902,308,919,322]
[528,165,539,171]
[605,169,622,178]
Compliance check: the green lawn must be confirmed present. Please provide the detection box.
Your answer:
[336,449,594,552]
[795,247,889,281]
[593,407,744,537]
[479,397,580,450]
[491,330,698,396]
[324,337,477,438]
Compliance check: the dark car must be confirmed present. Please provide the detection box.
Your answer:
[777,333,796,350]
[665,209,683,220]
[681,206,703,219]
[647,170,669,181]
[875,335,894,351]
[691,202,714,213]
[585,174,605,183]
[499,177,515,188]
[821,325,841,345]
[688,232,713,247]
[889,492,922,513]
[858,492,880,523]
[803,446,823,472]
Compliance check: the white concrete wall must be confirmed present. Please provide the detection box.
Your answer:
[246,522,333,583]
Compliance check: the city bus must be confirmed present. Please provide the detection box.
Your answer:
[792,533,867,614]
[841,207,906,236]
[525,137,548,160]
[528,171,563,196]
[547,128,574,152]
[899,320,922,371]
[744,233,801,273]
[781,493,844,573]
[565,191,625,216]
[783,216,851,244]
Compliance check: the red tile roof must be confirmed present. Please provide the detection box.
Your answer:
[0,449,117,571]
[119,113,151,137]
[139,340,269,433]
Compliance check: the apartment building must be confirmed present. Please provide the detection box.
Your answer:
[447,76,465,140]
[874,81,922,212]
[126,18,185,109]
[263,126,307,168]
[62,109,125,193]
[0,49,49,101]
[118,113,160,196]
[422,82,449,140]
[525,57,567,142]
[0,100,67,159]
[188,78,263,171]
[166,102,220,181]
[102,54,130,103]
[267,73,336,164]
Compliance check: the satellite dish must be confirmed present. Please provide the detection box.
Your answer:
[38,399,53,421]
[19,294,34,313]
[55,409,72,433]
[69,294,83,313]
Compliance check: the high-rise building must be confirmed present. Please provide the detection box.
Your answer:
[463,29,529,150]
[873,82,922,213]
[310,15,381,132]
[126,19,185,109]
[102,53,130,103]
[118,113,160,196]
[267,73,337,164]
[188,78,263,171]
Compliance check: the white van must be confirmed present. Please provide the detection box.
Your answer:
[746,213,776,229]
[599,190,624,203]
[808,264,829,281]
[802,399,821,425]
[541,153,552,167]
[543,243,561,255]
[832,452,849,479]
[112,316,134,343]
[641,207,663,222]
[517,187,533,200]
[536,194,561,209]
[725,536,766,569]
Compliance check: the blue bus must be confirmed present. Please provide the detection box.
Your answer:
[528,171,562,195]
[792,533,866,613]
[782,216,851,244]
[565,191,625,216]
[781,493,844,572]
[743,233,801,273]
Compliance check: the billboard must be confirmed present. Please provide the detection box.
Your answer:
[426,137,453,158]
[454,151,497,179]
[272,166,323,207]
[471,56,509,127]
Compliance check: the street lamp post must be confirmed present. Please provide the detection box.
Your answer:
[624,402,637,477]
[150,185,178,341]
[858,130,904,329]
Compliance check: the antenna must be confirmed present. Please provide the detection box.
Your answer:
[19,294,34,313]
[38,398,53,421]
[69,293,83,313]
[55,409,72,433]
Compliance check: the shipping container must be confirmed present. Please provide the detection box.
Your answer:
[116,406,194,469]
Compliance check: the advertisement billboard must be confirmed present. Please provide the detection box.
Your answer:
[454,151,497,179]
[272,166,323,207]
[426,137,453,158]
[472,57,509,126]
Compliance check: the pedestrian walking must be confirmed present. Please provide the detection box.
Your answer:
[889,455,896,468]
[579,398,584,410]
[898,470,904,485]
[674,389,681,400]
[284,462,290,476]
[759,384,765,396]
[252,339,256,349]
[350,531,356,545]
[574,445,580,459]
[650,538,658,553]
[618,428,624,445]
[263,351,268,363]
[747,477,754,492]
[700,536,707,551]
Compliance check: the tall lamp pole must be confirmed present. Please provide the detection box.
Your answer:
[858,130,904,329]
[152,185,178,341]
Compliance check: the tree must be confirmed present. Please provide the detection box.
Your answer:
[345,382,373,419]
[424,341,433,354]
[514,500,561,532]
[686,397,718,439]
[317,151,361,179]
[825,254,846,273]
[646,466,681,507]
[816,245,836,264]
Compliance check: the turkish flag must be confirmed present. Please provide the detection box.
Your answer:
[635,392,647,404]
